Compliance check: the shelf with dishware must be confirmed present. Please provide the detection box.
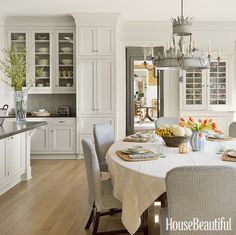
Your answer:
[7,29,75,94]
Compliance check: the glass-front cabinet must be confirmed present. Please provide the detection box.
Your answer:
[7,30,75,94]
[56,32,75,90]
[182,57,231,111]
[33,32,51,89]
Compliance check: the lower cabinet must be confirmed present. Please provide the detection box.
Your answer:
[30,118,76,155]
[0,133,25,194]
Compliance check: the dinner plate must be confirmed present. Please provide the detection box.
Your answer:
[208,135,225,139]
[227,151,236,158]
[122,149,150,155]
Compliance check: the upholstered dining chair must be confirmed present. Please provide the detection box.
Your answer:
[93,123,114,172]
[82,139,149,235]
[229,121,236,138]
[160,166,236,235]
[154,117,179,129]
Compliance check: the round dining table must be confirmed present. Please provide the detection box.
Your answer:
[105,138,236,235]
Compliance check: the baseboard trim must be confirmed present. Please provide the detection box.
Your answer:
[0,176,21,196]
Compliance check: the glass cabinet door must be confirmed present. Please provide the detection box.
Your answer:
[57,32,74,88]
[34,32,51,88]
[184,69,203,107]
[209,61,227,105]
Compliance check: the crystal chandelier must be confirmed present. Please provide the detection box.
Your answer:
[143,0,221,71]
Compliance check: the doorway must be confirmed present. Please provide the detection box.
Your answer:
[126,47,164,135]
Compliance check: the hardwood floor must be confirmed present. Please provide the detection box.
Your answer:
[0,160,160,235]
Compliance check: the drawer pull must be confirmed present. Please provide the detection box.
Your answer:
[59,121,65,123]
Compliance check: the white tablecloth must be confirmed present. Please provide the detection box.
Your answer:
[106,139,236,235]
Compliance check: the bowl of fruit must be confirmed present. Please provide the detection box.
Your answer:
[156,125,191,147]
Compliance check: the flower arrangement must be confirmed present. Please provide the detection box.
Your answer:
[0,47,34,91]
[179,116,223,134]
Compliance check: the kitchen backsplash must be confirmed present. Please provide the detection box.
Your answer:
[27,94,76,115]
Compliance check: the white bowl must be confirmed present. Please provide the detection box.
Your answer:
[61,47,72,52]
[37,84,44,87]
[37,59,49,65]
[214,133,225,139]
[17,36,25,40]
[38,109,45,112]
[37,48,49,53]
[62,59,72,65]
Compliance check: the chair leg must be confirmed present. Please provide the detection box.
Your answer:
[92,212,100,235]
[143,209,149,235]
[85,209,94,229]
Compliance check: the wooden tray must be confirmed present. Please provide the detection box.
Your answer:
[207,136,235,142]
[116,150,159,162]
[222,150,236,162]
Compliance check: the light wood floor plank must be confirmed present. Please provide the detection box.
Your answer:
[0,160,160,235]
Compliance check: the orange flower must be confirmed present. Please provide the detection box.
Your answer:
[180,117,185,122]
[179,122,185,127]
[203,119,208,127]
[211,122,216,129]
[208,118,213,123]
[189,116,194,122]
[198,118,202,123]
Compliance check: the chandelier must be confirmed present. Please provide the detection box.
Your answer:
[143,0,220,71]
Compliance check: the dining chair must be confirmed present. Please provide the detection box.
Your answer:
[160,166,236,235]
[82,139,149,235]
[154,117,179,129]
[229,121,236,137]
[93,123,115,172]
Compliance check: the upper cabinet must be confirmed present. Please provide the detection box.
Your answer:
[78,26,114,56]
[7,29,76,94]
[181,56,232,112]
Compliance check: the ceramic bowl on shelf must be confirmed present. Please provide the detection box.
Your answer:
[62,59,72,65]
[37,59,49,65]
[17,35,25,40]
[61,47,73,52]
[36,83,44,87]
[37,47,49,53]
[38,35,47,40]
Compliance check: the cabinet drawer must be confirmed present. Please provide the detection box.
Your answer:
[79,117,114,134]
[51,118,75,125]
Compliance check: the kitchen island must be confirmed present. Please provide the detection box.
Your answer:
[0,121,47,195]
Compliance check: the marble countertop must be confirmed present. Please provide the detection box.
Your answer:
[0,121,47,140]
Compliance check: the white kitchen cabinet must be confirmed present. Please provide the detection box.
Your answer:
[181,57,232,111]
[51,126,75,153]
[78,26,114,56]
[79,58,114,114]
[31,126,49,153]
[29,118,76,156]
[0,139,6,184]
[7,29,76,94]
[6,134,24,178]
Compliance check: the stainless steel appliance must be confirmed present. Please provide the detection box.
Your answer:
[57,105,71,116]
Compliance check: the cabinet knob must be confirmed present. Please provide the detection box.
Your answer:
[59,121,65,123]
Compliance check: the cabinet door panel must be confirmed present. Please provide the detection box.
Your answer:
[97,59,114,113]
[79,27,96,56]
[6,134,24,177]
[96,27,114,56]
[51,127,75,153]
[31,126,49,153]
[0,139,6,183]
[79,60,97,113]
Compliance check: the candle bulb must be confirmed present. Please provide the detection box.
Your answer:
[151,48,154,58]
[208,41,211,55]
[218,48,221,58]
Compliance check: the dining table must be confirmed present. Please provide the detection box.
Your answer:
[105,137,236,235]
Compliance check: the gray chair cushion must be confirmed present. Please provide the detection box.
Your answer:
[82,139,121,212]
[93,123,114,172]
[229,122,236,138]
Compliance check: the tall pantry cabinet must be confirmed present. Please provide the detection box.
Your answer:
[72,13,119,155]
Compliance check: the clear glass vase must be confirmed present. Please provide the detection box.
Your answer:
[14,91,27,124]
